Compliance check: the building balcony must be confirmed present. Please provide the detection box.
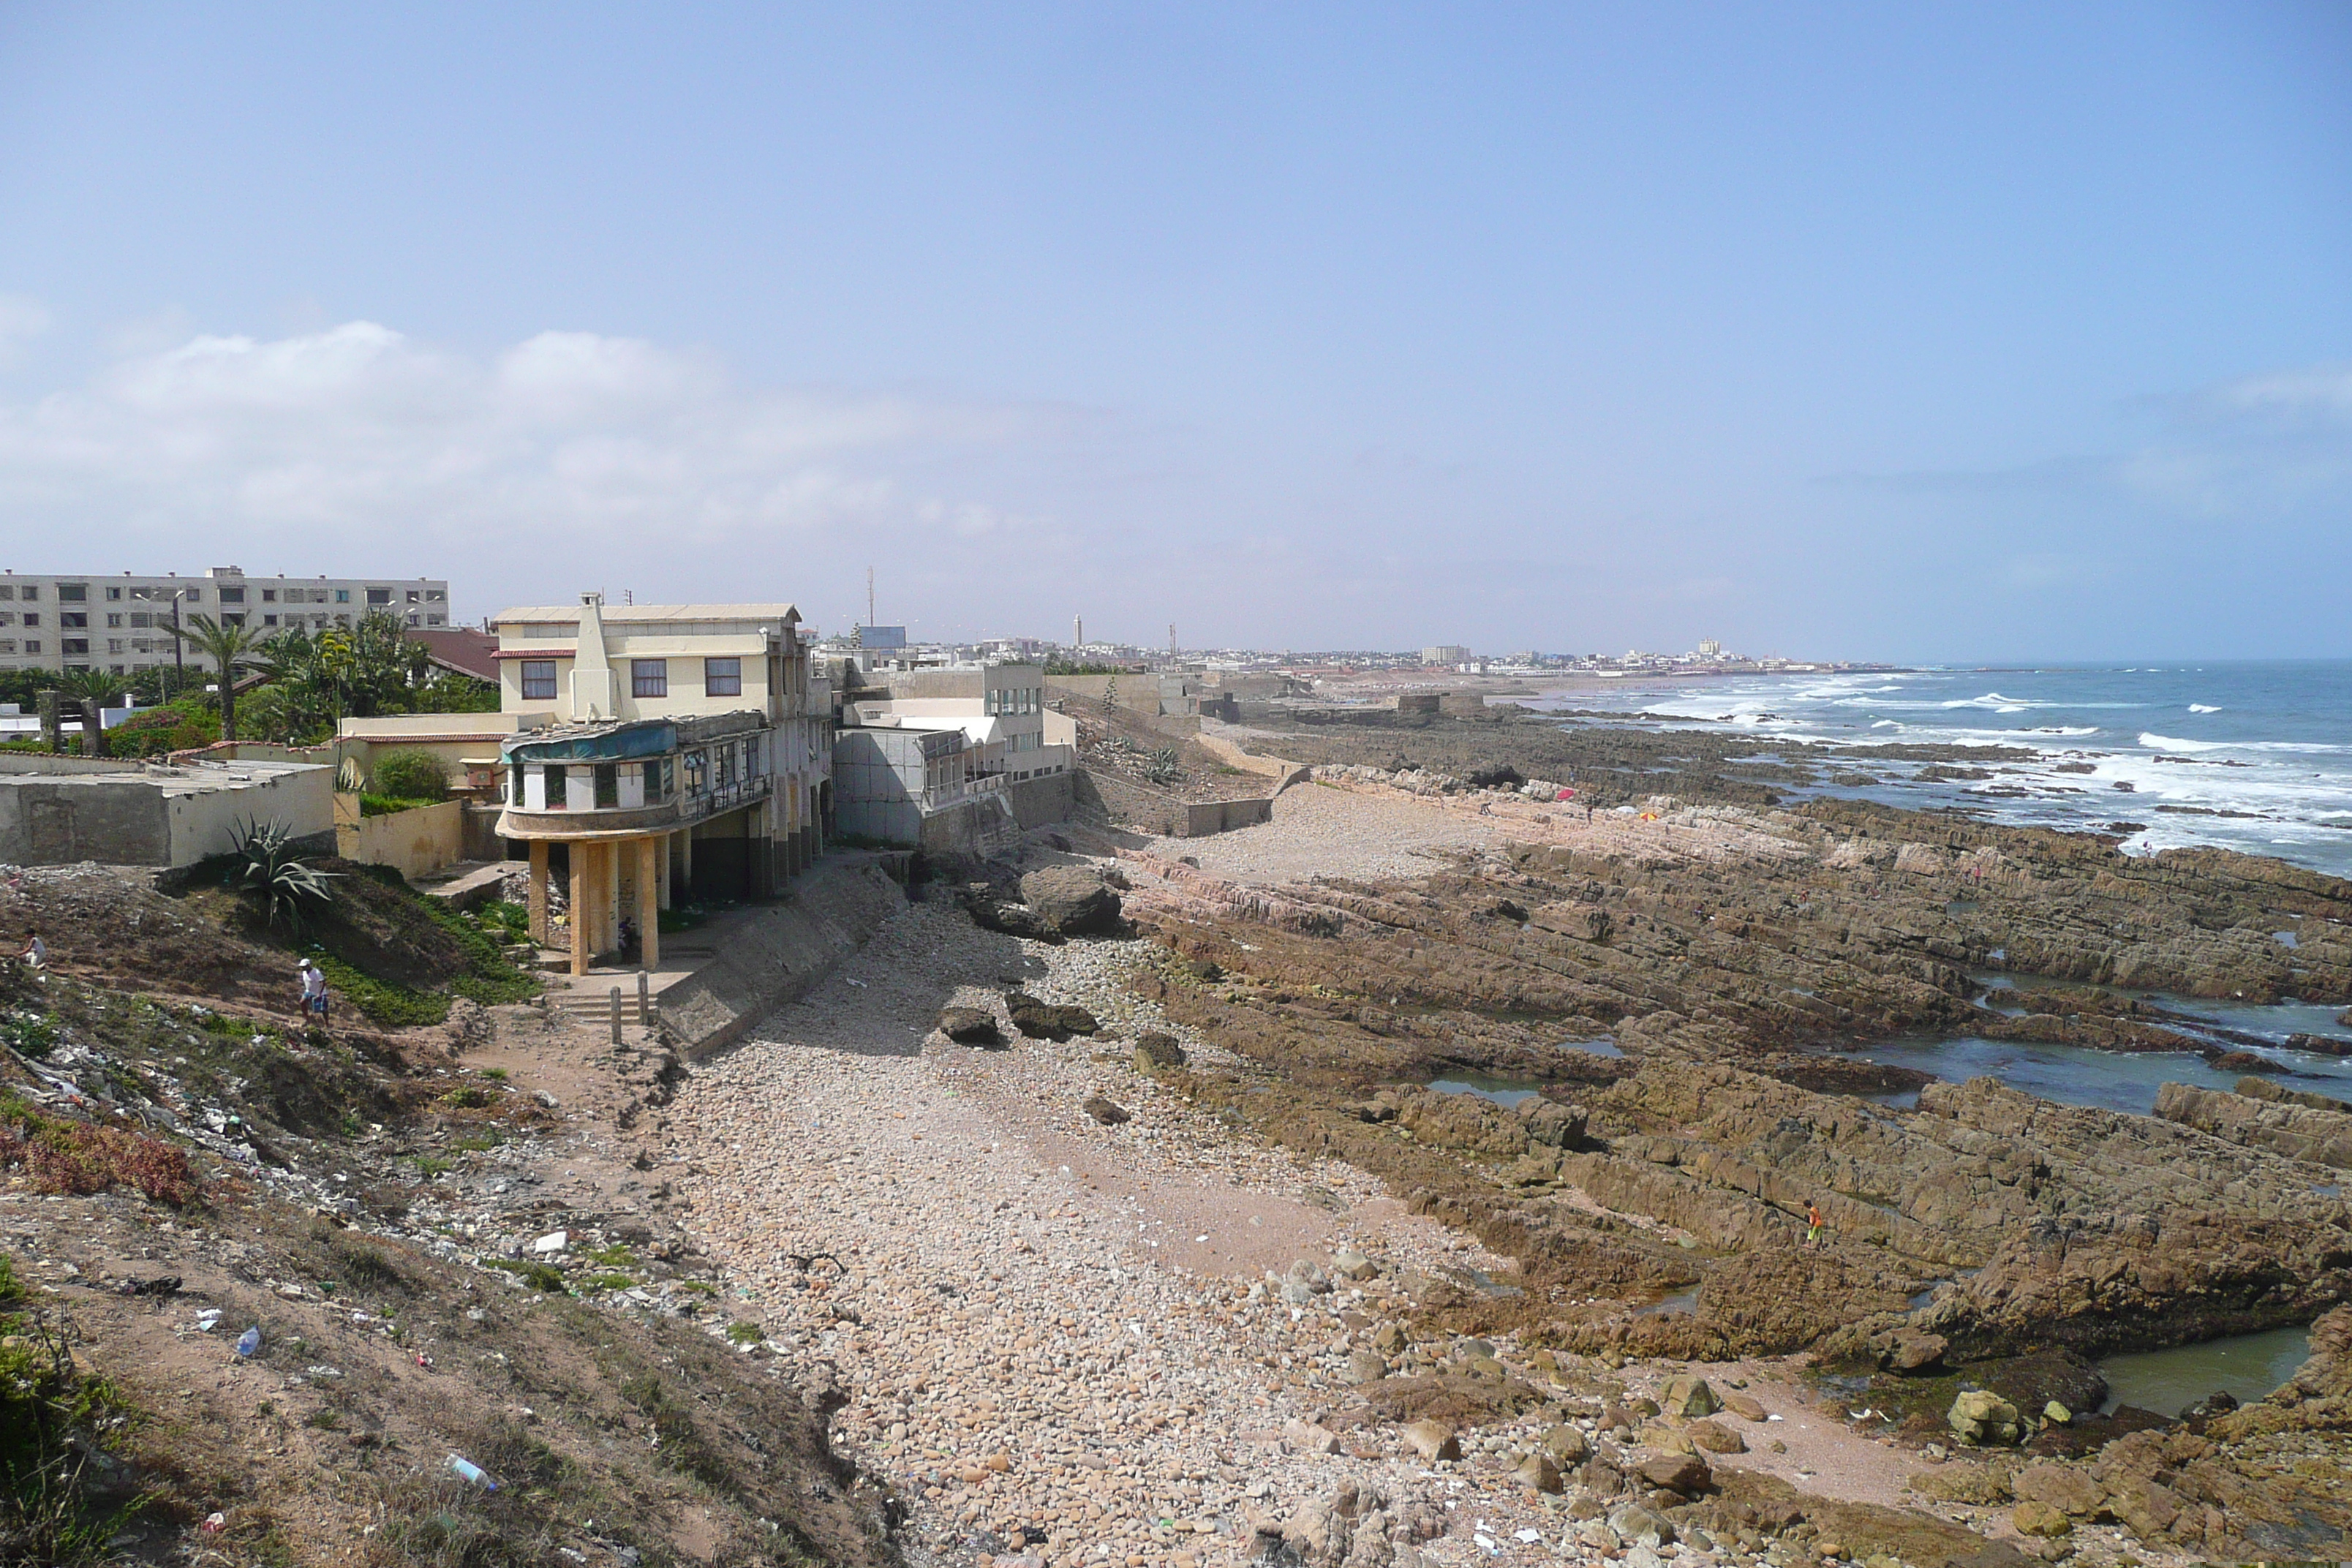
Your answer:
[494,776,770,841]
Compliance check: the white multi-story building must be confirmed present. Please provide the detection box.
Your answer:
[0,566,452,674]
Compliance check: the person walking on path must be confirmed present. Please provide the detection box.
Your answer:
[1805,1199,1825,1251]
[298,957,329,1022]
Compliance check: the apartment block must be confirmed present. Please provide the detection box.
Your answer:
[0,565,452,674]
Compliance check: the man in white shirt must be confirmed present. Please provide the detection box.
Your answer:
[298,958,329,1022]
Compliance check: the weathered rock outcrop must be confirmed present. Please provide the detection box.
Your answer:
[1017,866,1124,937]
[2154,1078,2352,1168]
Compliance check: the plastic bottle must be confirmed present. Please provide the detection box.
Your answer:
[445,1454,497,1490]
[233,1326,261,1358]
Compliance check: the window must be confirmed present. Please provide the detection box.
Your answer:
[520,660,558,701]
[58,584,86,602]
[407,589,420,603]
[545,766,568,807]
[704,657,742,696]
[263,615,279,627]
[220,614,244,627]
[105,587,121,601]
[59,612,86,629]
[107,640,122,654]
[127,612,149,629]
[22,641,37,653]
[683,750,708,795]
[261,589,276,602]
[426,589,445,601]
[336,589,350,603]
[0,641,14,655]
[19,587,35,600]
[22,614,37,627]
[105,614,121,628]
[62,639,88,655]
[218,587,244,604]
[0,586,13,600]
[427,614,445,626]
[716,744,736,790]
[366,588,391,605]
[747,735,762,777]
[631,659,668,698]
[642,759,667,803]
[594,765,618,808]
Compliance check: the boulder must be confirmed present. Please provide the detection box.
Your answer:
[964,895,1050,939]
[1401,1420,1460,1462]
[1513,1453,1563,1493]
[1540,1424,1589,1465]
[1332,1248,1379,1281]
[2010,1501,2073,1538]
[1521,1099,1588,1148]
[1910,1463,2012,1506]
[1081,1096,1131,1126]
[1872,1328,1950,1374]
[2042,1401,2072,1426]
[2011,1463,2102,1518]
[1687,1418,1746,1454]
[1017,867,1124,937]
[1132,1031,1187,1071]
[1659,1374,1719,1420]
[1634,1452,1711,1496]
[1006,992,1101,1041]
[1283,1419,1341,1455]
[1949,1389,2025,1447]
[935,1006,1002,1047]
[1371,1322,1409,1357]
[1344,1349,1388,1384]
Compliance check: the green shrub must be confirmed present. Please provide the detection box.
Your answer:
[480,1256,565,1292]
[104,701,219,758]
[0,1009,58,1060]
[358,793,439,817]
[308,951,450,1027]
[370,749,450,802]
[724,1320,764,1346]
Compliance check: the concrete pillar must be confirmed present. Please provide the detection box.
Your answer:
[637,836,659,970]
[528,840,549,946]
[655,832,671,911]
[568,840,588,978]
[677,828,693,896]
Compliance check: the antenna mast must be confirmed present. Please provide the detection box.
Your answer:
[867,566,875,631]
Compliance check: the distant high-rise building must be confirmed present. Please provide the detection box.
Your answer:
[1698,638,1722,658]
[0,565,451,675]
[1421,644,1471,666]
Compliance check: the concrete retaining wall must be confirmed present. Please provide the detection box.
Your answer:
[336,797,466,880]
[1007,771,1074,830]
[1185,797,1273,835]
[661,857,909,1058]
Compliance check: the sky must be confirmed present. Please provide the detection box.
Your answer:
[0,3,2347,660]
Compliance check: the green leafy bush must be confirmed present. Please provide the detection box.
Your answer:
[104,700,219,758]
[358,793,440,817]
[480,1256,565,1292]
[309,951,450,1027]
[369,749,450,802]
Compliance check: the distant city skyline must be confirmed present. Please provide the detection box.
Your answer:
[0,4,2346,660]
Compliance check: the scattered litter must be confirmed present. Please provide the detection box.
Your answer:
[304,1364,343,1379]
[233,1326,261,1358]
[415,1352,435,1370]
[193,1309,222,1333]
[200,1512,226,1534]
[113,1275,181,1297]
[1515,1530,1542,1544]
[532,1230,569,1255]
[445,1453,497,1490]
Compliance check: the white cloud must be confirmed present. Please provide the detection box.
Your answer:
[0,295,51,364]
[0,321,1072,622]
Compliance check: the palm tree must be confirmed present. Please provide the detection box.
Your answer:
[168,614,270,742]
[52,668,124,756]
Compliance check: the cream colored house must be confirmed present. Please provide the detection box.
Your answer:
[486,594,832,975]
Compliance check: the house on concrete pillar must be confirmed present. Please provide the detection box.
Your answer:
[486,593,832,975]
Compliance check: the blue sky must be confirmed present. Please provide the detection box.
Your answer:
[0,3,2346,658]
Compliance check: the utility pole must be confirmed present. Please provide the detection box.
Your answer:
[170,591,185,700]
[1169,622,1177,661]
[867,567,875,633]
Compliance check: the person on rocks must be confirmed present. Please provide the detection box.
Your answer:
[19,929,44,968]
[1805,1199,1825,1251]
[298,957,329,1022]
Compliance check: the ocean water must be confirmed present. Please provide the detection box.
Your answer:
[1532,661,2352,878]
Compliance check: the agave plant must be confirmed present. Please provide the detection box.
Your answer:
[227,817,339,934]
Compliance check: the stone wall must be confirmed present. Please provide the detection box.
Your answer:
[336,798,466,881]
[1007,771,1074,831]
[658,858,910,1058]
